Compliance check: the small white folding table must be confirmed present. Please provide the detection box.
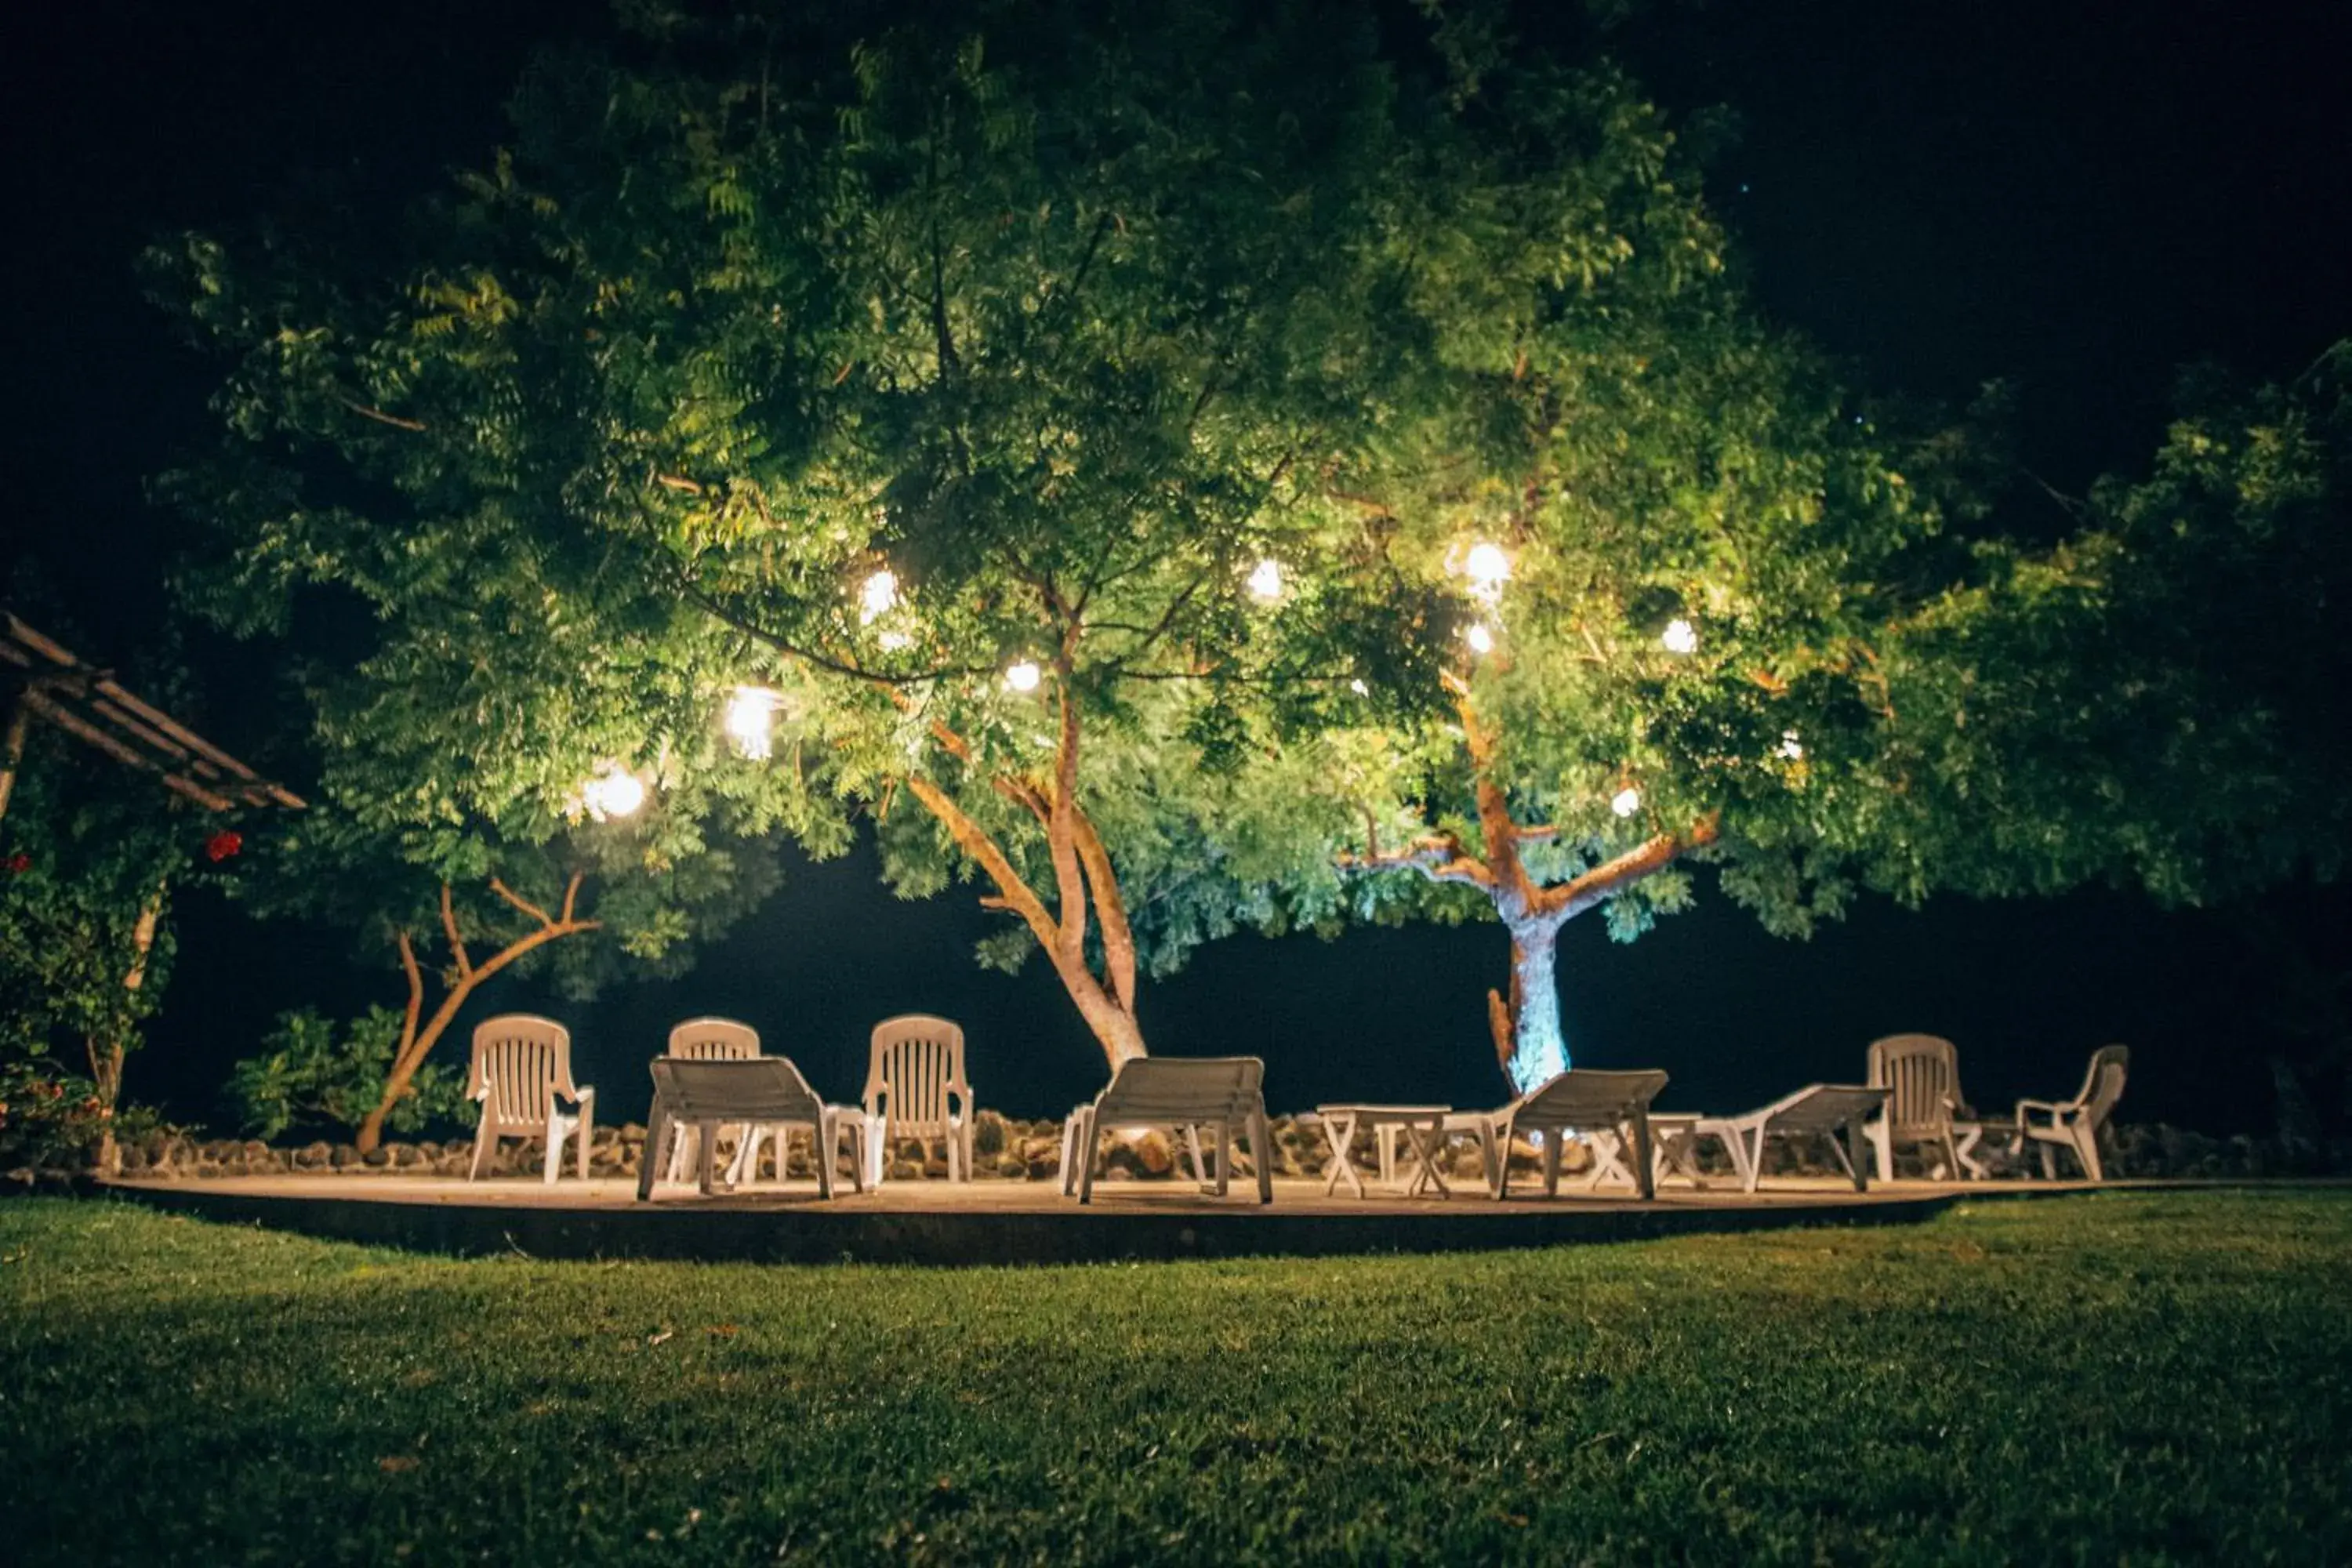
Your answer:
[1315,1103,1456,1198]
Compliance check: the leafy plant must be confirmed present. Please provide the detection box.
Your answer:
[225,1007,470,1142]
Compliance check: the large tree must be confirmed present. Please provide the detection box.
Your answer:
[158,0,1754,1069]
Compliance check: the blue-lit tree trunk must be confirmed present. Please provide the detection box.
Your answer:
[1351,683,1717,1095]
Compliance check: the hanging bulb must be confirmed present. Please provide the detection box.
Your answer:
[580,764,646,822]
[1661,618,1698,655]
[1464,542,1512,591]
[1463,622,1496,655]
[858,569,900,625]
[1348,677,1370,696]
[723,686,781,760]
[1777,731,1805,761]
[1246,558,1284,603]
[1610,785,1642,818]
[1003,660,1043,694]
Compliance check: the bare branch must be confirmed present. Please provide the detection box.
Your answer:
[336,394,427,432]
[488,877,555,929]
[438,882,474,982]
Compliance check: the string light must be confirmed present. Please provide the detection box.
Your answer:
[1464,542,1511,589]
[1246,558,1284,603]
[1463,622,1496,655]
[723,686,782,760]
[580,764,646,822]
[1777,731,1805,761]
[1661,618,1698,655]
[859,569,900,624]
[1610,785,1642,818]
[1004,660,1043,694]
[1348,678,1370,696]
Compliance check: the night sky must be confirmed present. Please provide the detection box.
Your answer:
[2,0,2346,1133]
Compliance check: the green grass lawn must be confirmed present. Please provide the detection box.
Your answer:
[2,1192,2348,1565]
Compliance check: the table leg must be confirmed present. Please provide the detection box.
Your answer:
[1400,1119,1451,1198]
[1321,1112,1365,1198]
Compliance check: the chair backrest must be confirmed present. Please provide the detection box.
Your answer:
[863,1014,967,1134]
[2073,1044,2130,1129]
[470,1014,575,1128]
[666,1018,761,1061]
[1867,1034,1961,1135]
[1508,1068,1669,1132]
[1755,1083,1889,1134]
[1093,1056,1265,1123]
[648,1057,822,1124]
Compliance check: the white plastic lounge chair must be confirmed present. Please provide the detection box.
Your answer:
[1695,1083,1890,1194]
[637,1057,866,1200]
[1864,1033,1982,1181]
[862,1014,975,1185]
[662,1018,761,1185]
[1483,1069,1670,1200]
[2016,1044,2129,1181]
[1061,1056,1272,1204]
[466,1014,595,1184]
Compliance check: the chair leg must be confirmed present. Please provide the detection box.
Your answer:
[813,1116,834,1200]
[1630,1116,1656,1201]
[2039,1142,2057,1181]
[1213,1120,1231,1198]
[1182,1123,1208,1186]
[1541,1133,1562,1198]
[1865,1122,1893,1184]
[469,1123,497,1181]
[2075,1123,2103,1183]
[866,1115,888,1189]
[543,1116,566,1185]
[1076,1115,1099,1205]
[1251,1110,1272,1204]
[1842,1120,1869,1192]
[576,1096,594,1181]
[637,1109,670,1202]
[1743,1126,1766,1194]
[698,1120,720,1195]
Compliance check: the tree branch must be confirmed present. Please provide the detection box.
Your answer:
[488,877,555,929]
[1068,799,1137,1011]
[335,394,427,432]
[1338,833,1495,889]
[1537,813,1722,920]
[438,882,474,982]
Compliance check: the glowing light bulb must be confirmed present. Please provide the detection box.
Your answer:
[1004,660,1043,694]
[581,764,646,822]
[1661,618,1698,655]
[858,568,900,624]
[1610,786,1642,818]
[1464,542,1512,590]
[1777,731,1805,761]
[1348,678,1370,696]
[723,686,781,760]
[1246,558,1284,603]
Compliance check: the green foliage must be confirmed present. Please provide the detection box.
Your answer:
[4,1193,2351,1561]
[224,1007,470,1141]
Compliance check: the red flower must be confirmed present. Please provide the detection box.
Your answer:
[204,830,243,863]
[2,853,28,875]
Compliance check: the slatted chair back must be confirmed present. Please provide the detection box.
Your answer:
[666,1018,761,1061]
[648,1058,824,1125]
[1868,1033,1962,1136]
[1508,1068,1670,1133]
[863,1014,967,1138]
[2075,1044,2131,1129]
[1093,1056,1265,1123]
[469,1014,578,1132]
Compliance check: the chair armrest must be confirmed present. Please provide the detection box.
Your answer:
[472,1076,493,1104]
[573,1084,597,1112]
[2013,1098,2067,1131]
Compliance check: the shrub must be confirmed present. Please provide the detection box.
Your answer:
[226,1007,469,1141]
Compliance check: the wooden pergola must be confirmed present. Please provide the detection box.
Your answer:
[0,611,304,823]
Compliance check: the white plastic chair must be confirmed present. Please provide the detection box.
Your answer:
[466,1014,594,1184]
[1483,1069,1670,1200]
[862,1014,974,1185]
[637,1057,866,1200]
[1864,1033,1980,1181]
[1061,1056,1272,1204]
[661,1018,761,1185]
[1694,1083,1889,1193]
[2017,1044,2130,1181]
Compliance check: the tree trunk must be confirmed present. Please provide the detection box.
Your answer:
[0,687,30,828]
[82,880,165,1176]
[1492,918,1570,1094]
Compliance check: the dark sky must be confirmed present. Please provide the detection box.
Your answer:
[2,0,2347,1133]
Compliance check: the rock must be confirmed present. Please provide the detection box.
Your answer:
[974,1109,1010,1158]
[995,1153,1028,1179]
[294,1141,332,1170]
[618,1123,648,1147]
[887,1159,923,1181]
[1130,1130,1175,1177]
[414,1142,442,1161]
[390,1143,424,1169]
[329,1144,358,1170]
